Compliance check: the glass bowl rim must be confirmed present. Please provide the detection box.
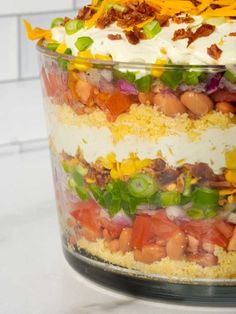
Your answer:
[37,42,235,72]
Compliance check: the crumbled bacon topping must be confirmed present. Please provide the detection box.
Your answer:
[172,28,192,41]
[96,2,156,30]
[207,44,222,60]
[107,34,122,40]
[125,26,145,45]
[173,24,215,46]
[155,14,170,27]
[77,6,95,20]
[172,15,195,24]
[229,32,236,36]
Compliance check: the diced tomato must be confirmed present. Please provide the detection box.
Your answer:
[182,220,228,248]
[105,91,133,119]
[131,214,154,249]
[71,200,101,233]
[215,219,234,239]
[100,218,123,240]
[151,211,180,241]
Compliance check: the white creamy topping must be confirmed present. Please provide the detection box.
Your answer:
[48,118,236,173]
[52,17,236,65]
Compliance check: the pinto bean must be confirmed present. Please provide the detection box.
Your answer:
[75,79,92,104]
[186,235,199,254]
[119,228,132,254]
[134,244,166,264]
[187,253,218,267]
[180,91,213,116]
[107,239,120,253]
[153,93,186,117]
[227,227,236,251]
[138,92,152,104]
[215,102,235,114]
[166,231,188,260]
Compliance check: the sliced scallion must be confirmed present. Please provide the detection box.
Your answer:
[50,17,64,28]
[75,36,94,51]
[143,20,161,39]
[65,19,84,35]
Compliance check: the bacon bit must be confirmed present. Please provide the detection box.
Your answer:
[77,5,95,20]
[125,29,140,45]
[107,34,122,40]
[63,16,71,25]
[188,24,215,45]
[155,14,170,27]
[173,24,215,46]
[172,28,192,41]
[207,44,222,60]
[97,2,156,30]
[210,4,221,10]
[190,0,201,6]
[229,32,236,36]
[173,14,195,24]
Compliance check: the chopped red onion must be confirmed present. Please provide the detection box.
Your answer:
[219,77,236,92]
[206,73,222,94]
[112,210,132,226]
[116,79,138,95]
[99,76,115,93]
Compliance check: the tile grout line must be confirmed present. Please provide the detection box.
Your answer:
[0,9,75,19]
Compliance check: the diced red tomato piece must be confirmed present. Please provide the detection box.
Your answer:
[105,91,133,119]
[100,218,123,240]
[71,200,101,233]
[182,220,228,248]
[131,214,154,249]
[151,211,180,241]
[215,220,234,239]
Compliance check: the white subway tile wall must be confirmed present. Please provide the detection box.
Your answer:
[0,17,18,81]
[0,0,90,82]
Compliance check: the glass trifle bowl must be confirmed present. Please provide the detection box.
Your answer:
[28,0,236,304]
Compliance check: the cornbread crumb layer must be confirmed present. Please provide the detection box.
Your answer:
[78,238,236,280]
[51,102,235,143]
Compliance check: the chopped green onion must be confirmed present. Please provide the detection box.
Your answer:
[160,69,182,90]
[192,187,219,209]
[75,36,94,51]
[135,75,152,92]
[224,70,236,83]
[90,184,103,200]
[113,69,136,83]
[72,171,84,186]
[143,20,161,39]
[160,191,181,207]
[187,208,205,219]
[75,164,88,176]
[64,48,72,55]
[75,186,88,200]
[46,42,60,51]
[68,178,77,190]
[57,57,69,71]
[109,196,121,216]
[65,19,84,35]
[61,160,70,173]
[182,70,203,86]
[128,174,158,198]
[50,17,64,28]
[205,208,218,218]
[183,175,192,197]
[106,3,126,12]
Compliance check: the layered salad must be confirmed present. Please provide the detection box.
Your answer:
[26,0,236,280]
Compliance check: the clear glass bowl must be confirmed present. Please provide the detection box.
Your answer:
[37,43,236,305]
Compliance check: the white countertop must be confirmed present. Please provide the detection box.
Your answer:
[0,149,236,314]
